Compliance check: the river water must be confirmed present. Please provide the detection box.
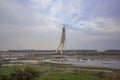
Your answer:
[10,58,120,69]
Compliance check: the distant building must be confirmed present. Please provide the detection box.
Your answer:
[104,50,120,53]
[77,50,97,53]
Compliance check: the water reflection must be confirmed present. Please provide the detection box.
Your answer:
[43,58,120,69]
[10,58,120,69]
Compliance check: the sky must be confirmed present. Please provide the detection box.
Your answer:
[0,0,120,51]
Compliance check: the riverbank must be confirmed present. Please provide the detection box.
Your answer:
[1,57,120,69]
[75,55,120,60]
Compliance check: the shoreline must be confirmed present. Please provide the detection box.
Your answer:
[71,55,120,60]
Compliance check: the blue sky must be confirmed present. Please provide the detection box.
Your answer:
[0,0,120,51]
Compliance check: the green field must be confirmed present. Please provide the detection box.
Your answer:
[39,73,101,80]
[0,63,120,80]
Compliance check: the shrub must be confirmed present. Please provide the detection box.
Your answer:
[104,73,120,80]
[94,72,105,78]
[0,67,40,80]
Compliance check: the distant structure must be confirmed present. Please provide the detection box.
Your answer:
[104,50,120,53]
[56,24,66,57]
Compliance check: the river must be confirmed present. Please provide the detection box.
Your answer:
[10,58,120,69]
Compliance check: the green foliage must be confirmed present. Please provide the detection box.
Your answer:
[39,73,101,80]
[113,69,120,73]
[1,64,120,80]
[0,74,10,80]
[0,67,40,80]
[104,73,120,80]
[94,72,105,78]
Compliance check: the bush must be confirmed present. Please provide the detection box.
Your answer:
[104,73,120,80]
[94,72,105,78]
[0,67,40,80]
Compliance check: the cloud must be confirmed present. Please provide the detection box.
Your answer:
[0,0,120,50]
[80,17,120,34]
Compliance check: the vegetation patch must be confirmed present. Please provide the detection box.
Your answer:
[0,63,120,80]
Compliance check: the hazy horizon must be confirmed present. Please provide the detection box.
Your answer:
[0,0,120,51]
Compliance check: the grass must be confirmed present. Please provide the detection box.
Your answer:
[0,66,22,75]
[0,62,120,80]
[0,65,101,80]
[39,73,101,80]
